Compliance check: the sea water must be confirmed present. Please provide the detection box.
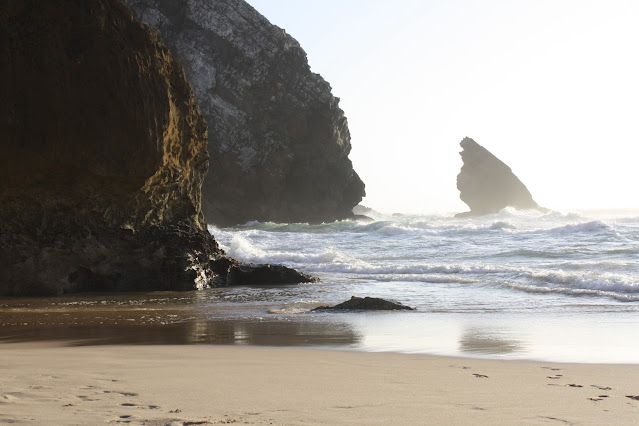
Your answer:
[1,208,638,363]
[209,208,639,363]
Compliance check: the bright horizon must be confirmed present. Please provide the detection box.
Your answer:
[246,0,639,215]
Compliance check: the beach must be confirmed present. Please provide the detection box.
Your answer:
[2,343,639,425]
[2,210,639,424]
[3,0,639,424]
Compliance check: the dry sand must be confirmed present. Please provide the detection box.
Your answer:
[1,343,638,425]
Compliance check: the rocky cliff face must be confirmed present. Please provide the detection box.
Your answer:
[1,0,223,295]
[123,0,365,226]
[456,137,543,217]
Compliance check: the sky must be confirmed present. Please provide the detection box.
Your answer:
[246,0,639,214]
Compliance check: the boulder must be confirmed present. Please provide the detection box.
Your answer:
[0,0,314,295]
[456,137,545,217]
[226,264,317,286]
[312,296,415,312]
[122,0,365,227]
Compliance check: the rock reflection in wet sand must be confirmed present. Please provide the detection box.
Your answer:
[0,319,361,347]
[458,327,524,355]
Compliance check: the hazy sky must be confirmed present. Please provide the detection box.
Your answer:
[246,0,639,214]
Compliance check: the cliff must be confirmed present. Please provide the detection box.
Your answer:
[0,0,312,296]
[456,137,543,217]
[122,0,365,226]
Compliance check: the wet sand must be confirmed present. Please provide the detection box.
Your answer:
[3,291,639,364]
[2,343,639,425]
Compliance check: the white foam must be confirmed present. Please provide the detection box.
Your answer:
[225,234,350,266]
[228,235,268,260]
[208,211,639,302]
[544,220,613,235]
[504,281,639,302]
[220,232,639,296]
[527,269,639,293]
[309,260,639,296]
[490,221,517,230]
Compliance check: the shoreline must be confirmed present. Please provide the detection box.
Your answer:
[2,307,638,365]
[2,343,639,424]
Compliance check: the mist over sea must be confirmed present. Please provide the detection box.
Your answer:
[2,208,638,363]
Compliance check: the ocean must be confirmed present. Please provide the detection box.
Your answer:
[2,208,638,363]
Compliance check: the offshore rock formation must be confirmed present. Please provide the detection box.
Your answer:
[0,0,312,296]
[456,137,544,217]
[123,0,365,226]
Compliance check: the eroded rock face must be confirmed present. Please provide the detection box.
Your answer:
[123,0,365,226]
[0,0,224,295]
[456,137,543,217]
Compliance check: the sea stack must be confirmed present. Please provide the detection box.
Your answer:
[456,137,544,217]
[123,0,365,227]
[0,0,312,296]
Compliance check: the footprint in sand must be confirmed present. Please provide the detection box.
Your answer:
[104,391,138,397]
[592,385,612,391]
[626,395,639,401]
[472,374,489,379]
[1,394,19,402]
[542,367,562,372]
[538,416,570,424]
[566,384,583,388]
[108,414,134,424]
[2,392,30,402]
[547,375,563,380]
[76,395,99,402]
[119,403,160,410]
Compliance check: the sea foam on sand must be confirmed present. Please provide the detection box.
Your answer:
[1,343,638,425]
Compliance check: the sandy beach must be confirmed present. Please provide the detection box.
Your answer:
[1,343,638,425]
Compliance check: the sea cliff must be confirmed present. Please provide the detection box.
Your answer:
[0,0,311,296]
[123,0,365,226]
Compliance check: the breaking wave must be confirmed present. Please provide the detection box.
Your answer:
[209,209,639,303]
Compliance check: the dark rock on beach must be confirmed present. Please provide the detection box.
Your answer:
[456,137,546,217]
[226,264,317,286]
[312,296,415,312]
[123,0,365,227]
[0,0,314,296]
